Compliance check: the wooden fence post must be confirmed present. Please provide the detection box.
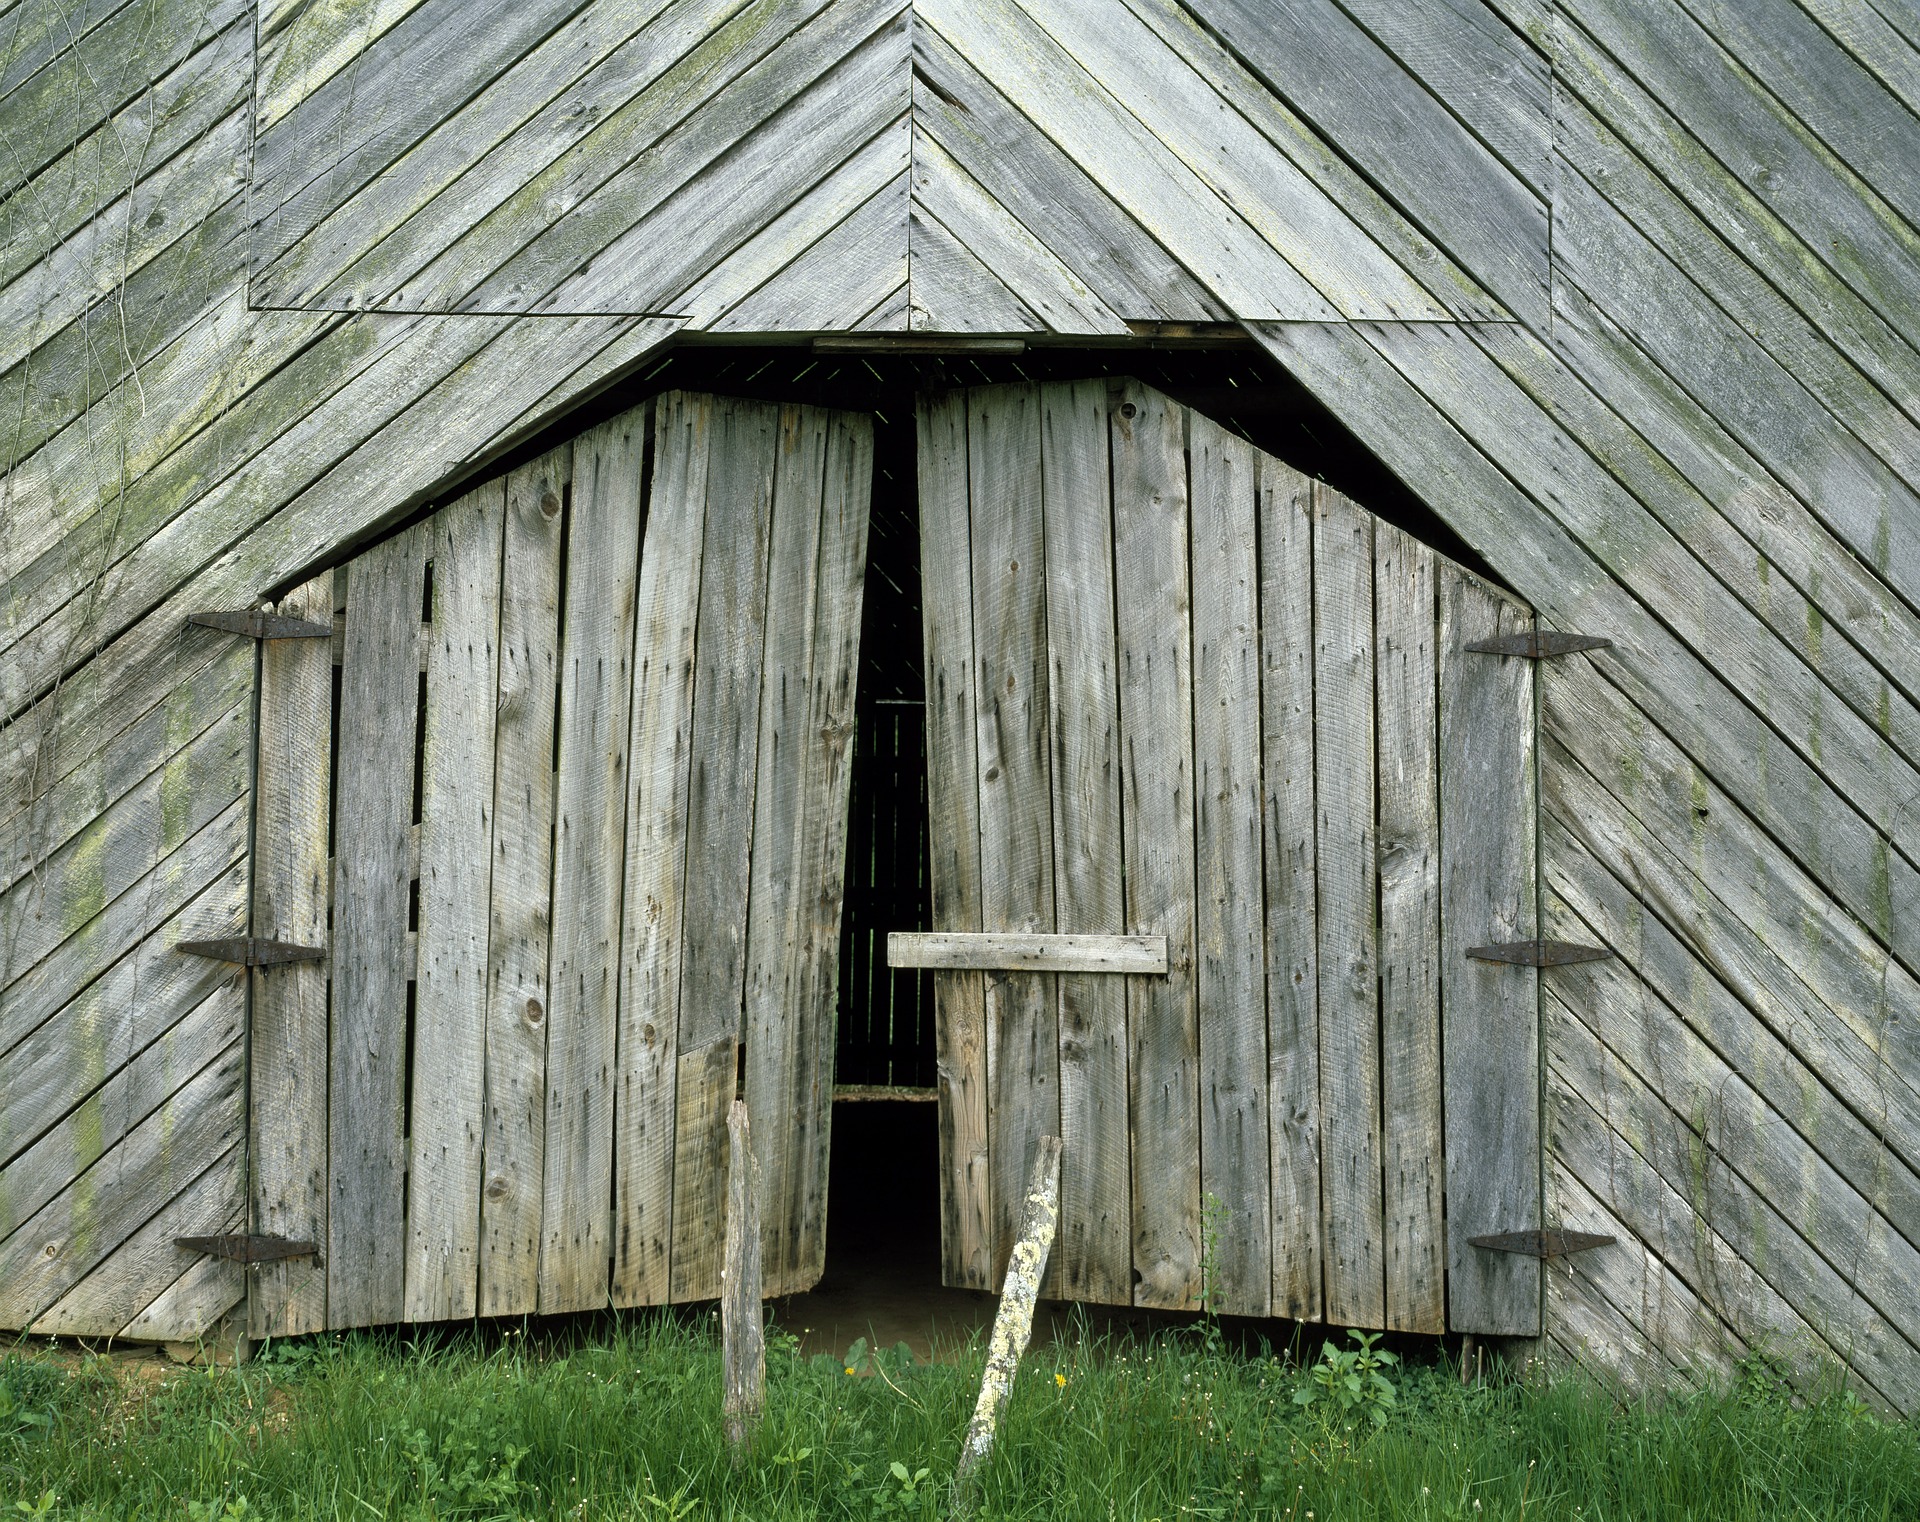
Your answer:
[722,1099,765,1460]
[952,1135,1064,1515]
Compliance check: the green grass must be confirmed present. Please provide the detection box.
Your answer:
[3,1316,1916,1520]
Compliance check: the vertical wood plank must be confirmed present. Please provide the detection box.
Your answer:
[1111,380,1201,1309]
[671,397,778,1303]
[777,410,873,1292]
[1314,484,1385,1329]
[1039,379,1130,1306]
[250,570,332,1338]
[743,405,830,1293]
[967,383,1059,1282]
[540,411,645,1314]
[479,445,567,1317]
[405,481,504,1322]
[1439,577,1540,1335]
[1374,521,1445,1333]
[613,394,709,1307]
[1257,458,1321,1322]
[918,390,994,1291]
[328,521,428,1329]
[1188,414,1270,1316]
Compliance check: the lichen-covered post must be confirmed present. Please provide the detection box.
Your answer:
[721,1100,764,1461]
[952,1135,1064,1515]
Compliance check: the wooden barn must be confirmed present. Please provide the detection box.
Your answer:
[5,0,1920,1410]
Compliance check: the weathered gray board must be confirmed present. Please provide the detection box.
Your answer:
[917,379,1539,1331]
[240,392,869,1332]
[11,0,1920,1412]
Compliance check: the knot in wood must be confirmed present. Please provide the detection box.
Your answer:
[539,489,562,520]
[485,1175,511,1202]
[523,997,545,1028]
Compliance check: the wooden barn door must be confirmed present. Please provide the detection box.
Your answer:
[246,392,871,1335]
[914,380,1541,1335]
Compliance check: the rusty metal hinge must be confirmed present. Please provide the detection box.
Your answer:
[1465,631,1611,659]
[1469,1229,1614,1259]
[176,1234,321,1265]
[1467,940,1612,966]
[176,937,325,967]
[189,609,333,640]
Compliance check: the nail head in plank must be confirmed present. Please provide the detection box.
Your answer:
[886,932,1167,974]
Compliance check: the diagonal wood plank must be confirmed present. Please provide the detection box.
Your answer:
[1191,0,1548,322]
[257,0,828,310]
[908,23,1224,322]
[1,858,245,1170]
[0,704,248,992]
[528,17,911,317]
[0,1041,244,1330]
[909,136,1126,335]
[677,116,909,329]
[915,0,1339,320]
[1012,0,1455,320]
[0,800,249,1067]
[250,0,594,262]
[909,205,1042,333]
[380,0,904,315]
[710,166,909,334]
[1117,0,1508,320]
[35,1138,246,1340]
[0,984,240,1243]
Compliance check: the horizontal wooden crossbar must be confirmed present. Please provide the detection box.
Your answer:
[886,932,1168,974]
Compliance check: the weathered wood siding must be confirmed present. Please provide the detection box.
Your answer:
[918,380,1536,1329]
[1241,0,1920,1406]
[239,392,867,1333]
[3,0,1917,1409]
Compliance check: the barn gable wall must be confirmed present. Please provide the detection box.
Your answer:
[3,0,1918,1406]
